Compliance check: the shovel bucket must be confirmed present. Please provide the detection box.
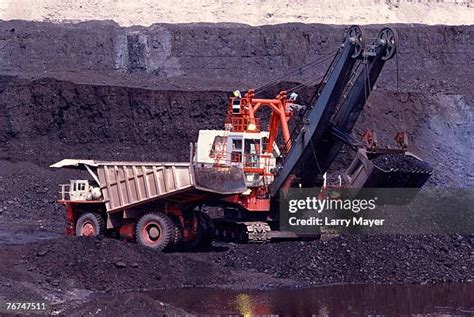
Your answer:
[343,148,433,204]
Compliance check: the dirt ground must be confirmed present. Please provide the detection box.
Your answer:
[0,21,472,315]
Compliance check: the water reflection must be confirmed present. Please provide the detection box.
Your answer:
[151,283,474,316]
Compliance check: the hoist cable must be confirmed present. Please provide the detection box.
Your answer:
[254,48,340,94]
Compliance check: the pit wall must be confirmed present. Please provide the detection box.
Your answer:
[0,22,471,92]
[0,21,472,188]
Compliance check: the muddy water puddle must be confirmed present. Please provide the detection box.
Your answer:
[0,221,60,244]
[150,283,474,316]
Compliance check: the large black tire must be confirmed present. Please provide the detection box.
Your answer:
[200,213,215,249]
[171,217,183,246]
[136,212,174,251]
[181,213,214,251]
[75,212,105,237]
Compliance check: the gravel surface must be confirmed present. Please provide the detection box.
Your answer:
[1,235,472,301]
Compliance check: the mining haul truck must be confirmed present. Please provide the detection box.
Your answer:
[51,26,433,251]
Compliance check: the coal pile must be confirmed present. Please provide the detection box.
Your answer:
[2,234,472,297]
[372,154,433,173]
[207,234,474,286]
[16,237,238,291]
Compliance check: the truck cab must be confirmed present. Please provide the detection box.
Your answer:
[60,180,102,201]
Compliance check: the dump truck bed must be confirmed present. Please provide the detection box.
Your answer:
[51,160,247,213]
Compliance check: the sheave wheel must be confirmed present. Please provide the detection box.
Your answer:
[76,212,105,237]
[136,212,174,251]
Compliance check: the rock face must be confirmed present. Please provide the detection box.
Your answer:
[0,21,471,91]
[0,22,471,189]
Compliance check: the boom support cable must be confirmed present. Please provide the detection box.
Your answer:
[396,47,405,132]
[254,48,340,95]
[278,49,341,157]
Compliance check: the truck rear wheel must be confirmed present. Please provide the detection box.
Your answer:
[200,213,215,248]
[76,212,105,237]
[136,212,174,251]
[171,217,183,246]
[181,213,214,251]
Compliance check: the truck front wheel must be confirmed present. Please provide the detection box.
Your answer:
[136,212,174,251]
[76,212,105,237]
